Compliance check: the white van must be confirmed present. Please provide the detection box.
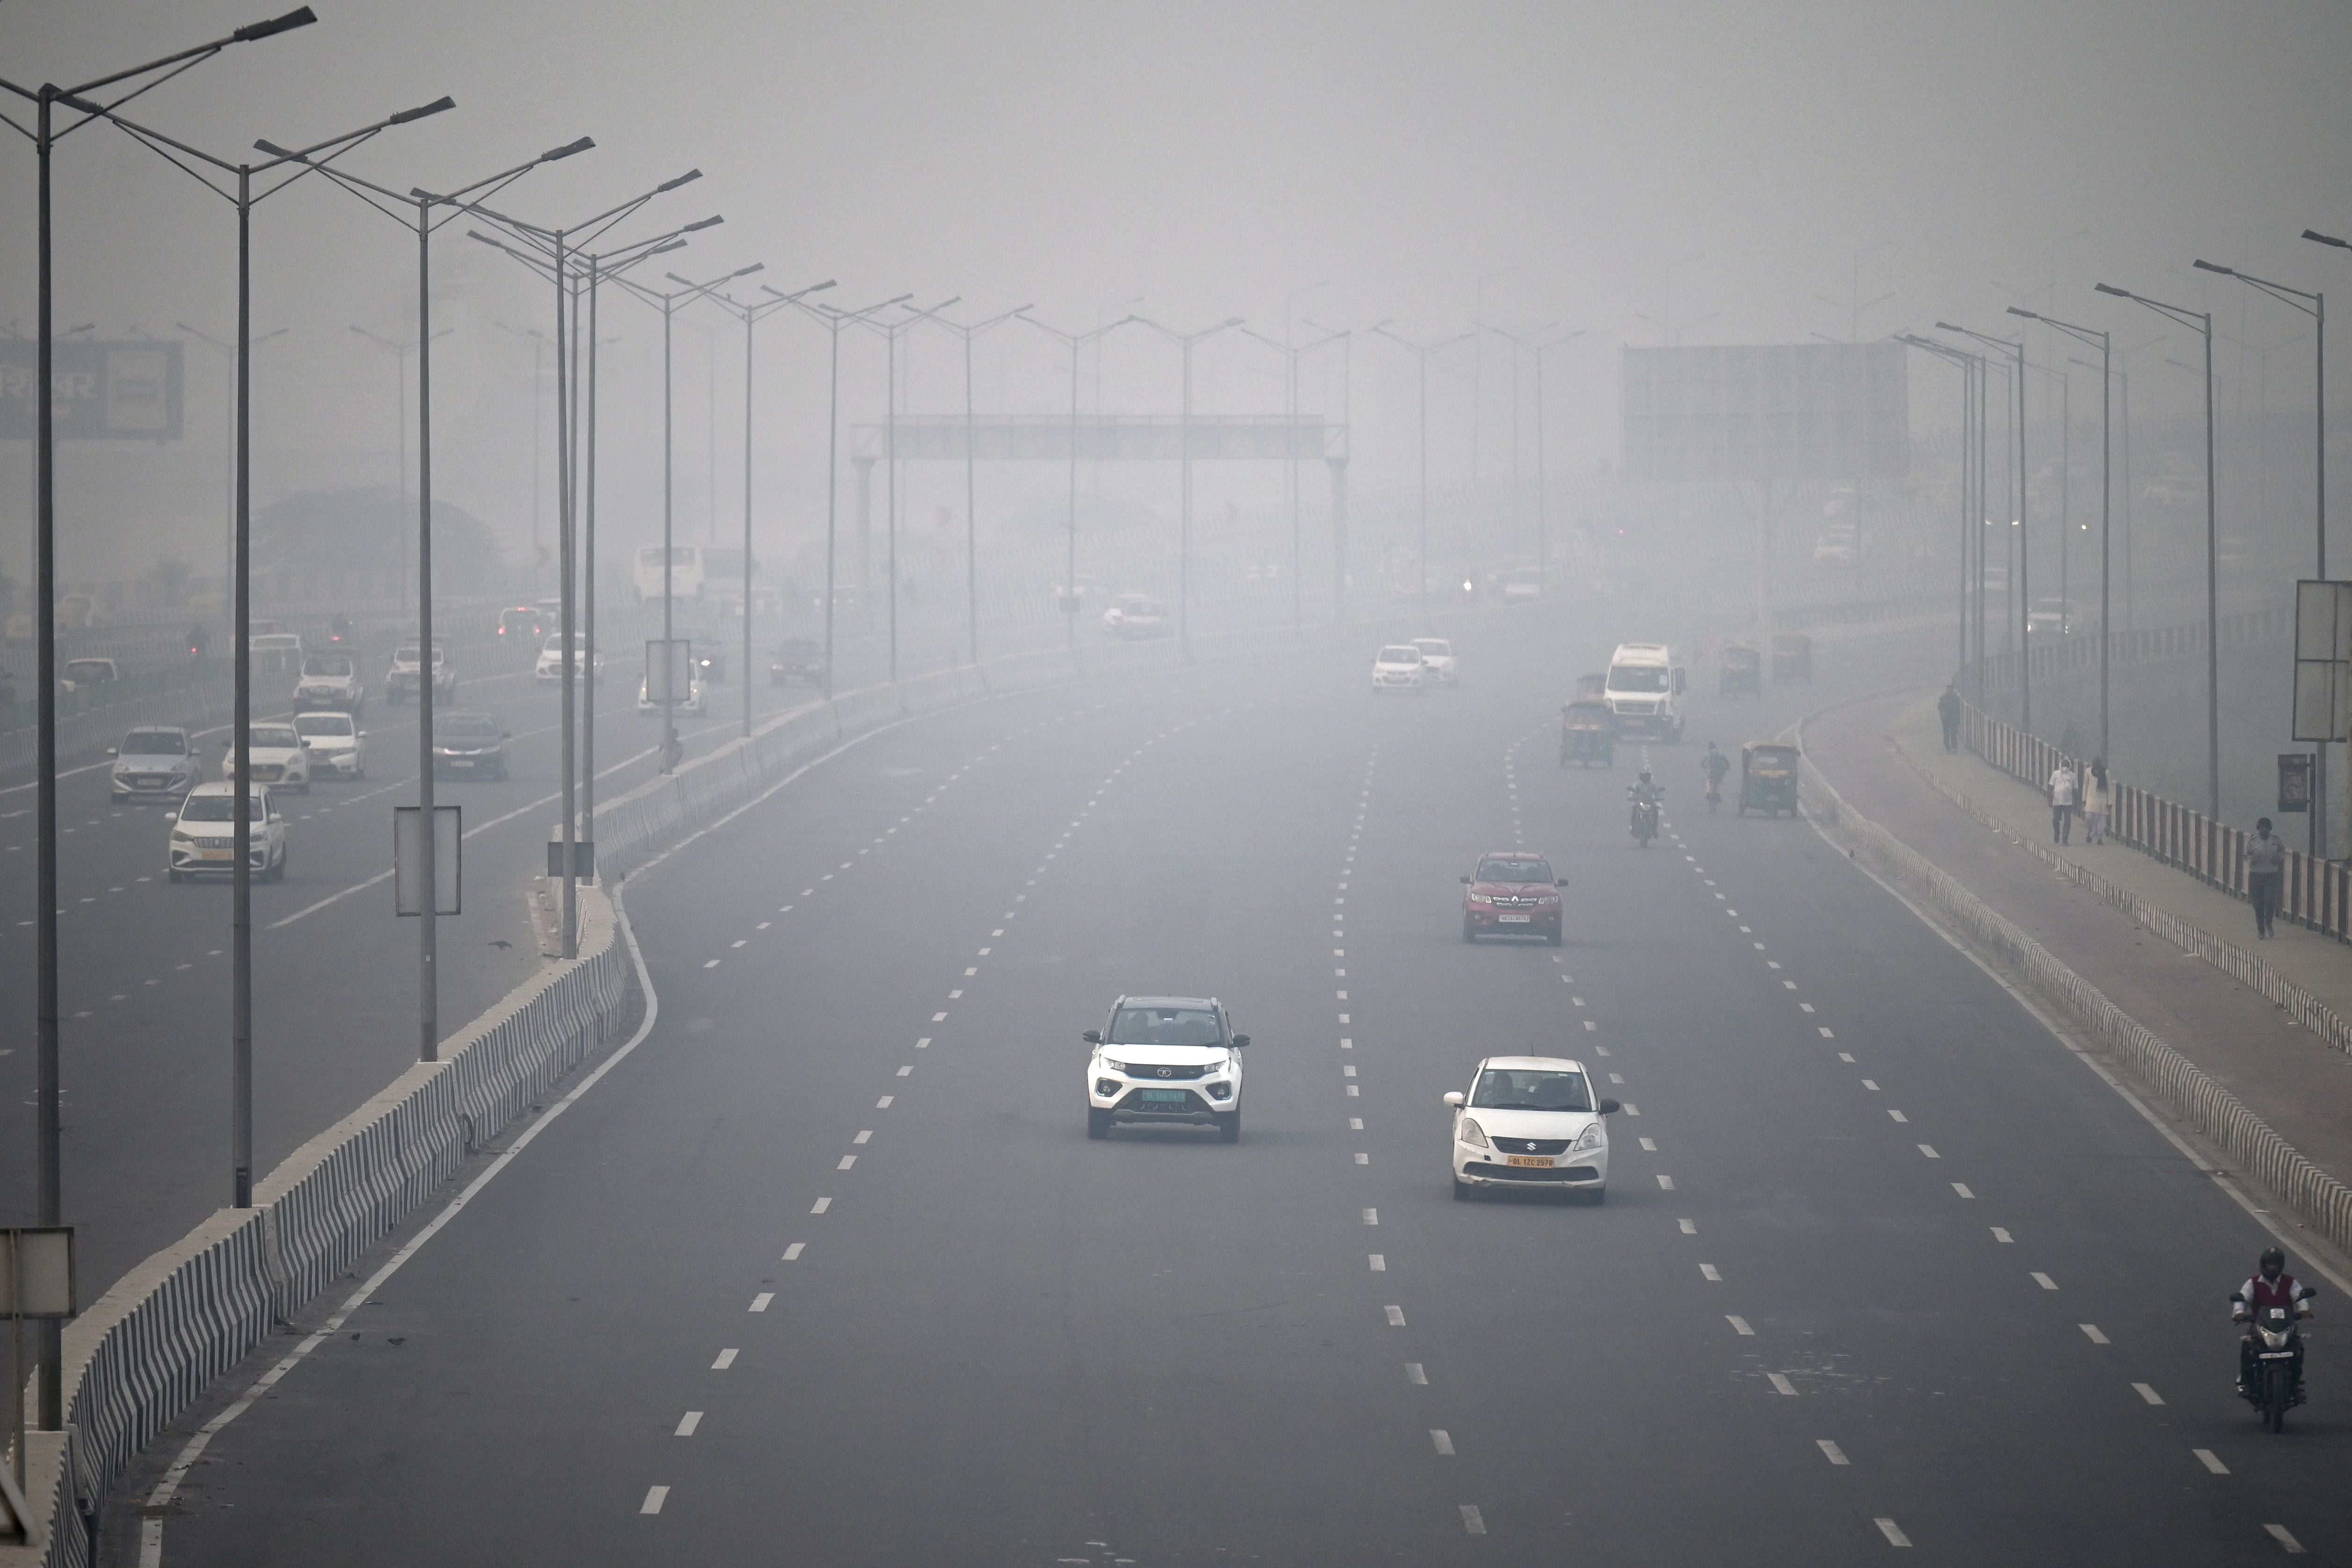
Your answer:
[1603,642,1687,741]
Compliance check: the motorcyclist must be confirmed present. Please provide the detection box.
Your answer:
[1701,742,1730,806]
[1628,768,1662,808]
[2232,1245,2315,1399]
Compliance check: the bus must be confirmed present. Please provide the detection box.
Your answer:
[634,546,704,604]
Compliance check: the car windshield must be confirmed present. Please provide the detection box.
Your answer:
[295,714,352,739]
[180,794,260,822]
[1748,748,1797,770]
[1379,647,1421,663]
[1609,665,1669,692]
[438,715,499,739]
[1106,1006,1223,1047]
[1413,640,1451,656]
[122,730,185,755]
[65,660,113,679]
[302,656,353,677]
[250,726,301,749]
[1471,1069,1592,1112]
[1477,858,1554,883]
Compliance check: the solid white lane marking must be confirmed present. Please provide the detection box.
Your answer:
[1657,1175,1676,1190]
[1818,1439,1849,1465]
[1431,1430,1455,1455]
[1369,1254,1386,1271]
[2133,1382,2164,1405]
[783,1244,804,1261]
[2194,1448,2228,1474]
[1726,1316,1755,1336]
[1406,1363,1427,1385]
[2079,1324,2108,1344]
[2033,1272,2058,1290]
[1953,1183,1975,1198]
[1875,1518,1911,1547]
[1363,1208,1379,1225]
[1768,1373,1797,1395]
[853,1130,872,1144]
[749,1294,773,1312]
[811,1197,831,1214]
[712,1349,738,1369]
[676,1411,703,1437]
[1679,1218,1697,1234]
[641,1486,669,1515]
[1700,1264,1721,1280]
[1460,1505,1486,1536]
[1918,1144,1940,1158]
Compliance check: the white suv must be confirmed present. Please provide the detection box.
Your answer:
[1445,1056,1618,1202]
[1083,995,1249,1143]
[167,781,288,882]
[1372,644,1426,693]
[293,652,365,714]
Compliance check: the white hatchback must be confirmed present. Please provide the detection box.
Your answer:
[1083,995,1248,1143]
[1372,644,1426,693]
[1445,1056,1618,1201]
[220,722,310,793]
[1411,637,1457,684]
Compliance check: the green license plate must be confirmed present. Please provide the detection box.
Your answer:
[1138,1089,1190,1103]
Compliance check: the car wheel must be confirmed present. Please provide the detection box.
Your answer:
[1216,1110,1241,1144]
[1581,1186,1606,1207]
[1548,929,1563,947]
[1086,1108,1112,1140]
[1461,917,1477,943]
[168,869,183,884]
[1452,1176,1475,1201]
[110,791,126,804]
[296,780,310,794]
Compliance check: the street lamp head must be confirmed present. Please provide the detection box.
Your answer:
[252,138,297,159]
[1222,316,1245,329]
[732,263,764,280]
[389,97,456,125]
[683,215,723,232]
[539,137,595,163]
[2305,230,2349,250]
[232,7,318,43]
[2093,283,2132,298]
[2191,259,2235,277]
[656,169,703,194]
[2005,307,2038,321]
[1932,321,1965,333]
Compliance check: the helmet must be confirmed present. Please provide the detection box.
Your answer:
[1638,769,1654,783]
[2261,1246,2287,1278]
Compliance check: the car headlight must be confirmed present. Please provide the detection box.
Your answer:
[171,830,193,844]
[1457,1117,1491,1149]
[1572,1121,1604,1152]
[1467,892,1493,906]
[1100,1058,1125,1074]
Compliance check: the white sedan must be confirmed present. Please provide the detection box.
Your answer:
[220,722,311,793]
[1372,644,1426,693]
[1411,637,1457,684]
[293,711,366,780]
[638,675,706,716]
[1445,1056,1618,1202]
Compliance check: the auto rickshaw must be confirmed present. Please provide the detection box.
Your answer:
[1719,643,1762,698]
[1770,632,1813,683]
[1738,741,1801,816]
[1575,672,1606,699]
[1559,699,1615,768]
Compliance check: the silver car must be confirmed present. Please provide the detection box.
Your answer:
[111,726,202,802]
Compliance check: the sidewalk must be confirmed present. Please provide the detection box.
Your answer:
[1804,686,2352,1208]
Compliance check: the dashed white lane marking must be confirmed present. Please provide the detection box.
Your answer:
[711,1349,738,1369]
[932,1011,948,1021]
[1623,1103,1640,1115]
[852,1130,872,1144]
[782,1244,805,1261]
[1639,1138,1657,1151]
[702,959,720,970]
[2264,1523,2306,1553]
[1350,1117,1363,1129]
[1875,1518,1912,1547]
[1991,1227,2011,1242]
[1406,1363,1428,1385]
[916,1036,931,1048]
[877,1095,894,1108]
[1838,1052,1855,1063]
[749,1293,773,1312]
[1459,1505,1487,1536]
[675,1411,703,1437]
[2079,1324,2108,1344]
[2133,1382,2165,1405]
[1817,1439,1849,1466]
[1430,1430,1455,1456]
[730,940,747,949]
[2193,1448,2228,1474]
[1369,1255,1386,1271]
[1887,1109,1908,1123]
[1700,1264,1721,1281]
[1726,1316,1755,1336]
[837,1156,857,1170]
[2032,1272,2058,1290]
[755,921,770,930]
[1656,1174,1676,1190]
[641,1486,669,1515]
[1353,1152,1369,1165]
[896,1065,913,1077]
[1768,1373,1797,1395]
[1861,1079,1879,1091]
[1363,1208,1379,1225]
[1678,1218,1697,1234]
[1343,1065,1357,1077]
[810,1197,831,1214]
[1384,1305,1407,1326]
[1918,1144,1940,1159]
[1818,1028,1834,1038]
[1953,1183,1976,1198]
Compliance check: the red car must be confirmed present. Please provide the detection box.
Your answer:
[1460,851,1565,944]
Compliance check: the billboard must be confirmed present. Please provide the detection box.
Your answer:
[0,338,184,441]
[1622,342,1906,483]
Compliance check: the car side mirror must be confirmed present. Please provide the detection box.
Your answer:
[1597,1098,1621,1115]
[106,747,117,756]
[1442,1091,1466,1109]
[358,731,368,738]
[1080,1029,1101,1044]
[163,811,177,823]
[1230,1034,1250,1049]
[1460,874,1473,884]
[1556,878,1568,887]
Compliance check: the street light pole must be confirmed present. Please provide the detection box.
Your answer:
[913,306,1029,665]
[2010,307,2113,769]
[1240,323,1347,628]
[2099,281,2221,817]
[1374,325,1476,615]
[1901,335,1984,680]
[857,299,961,684]
[1022,313,1140,645]
[789,295,912,696]
[1136,317,1246,657]
[1485,325,1583,593]
[1940,321,2031,733]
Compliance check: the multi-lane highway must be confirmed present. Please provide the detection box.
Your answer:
[107,607,2352,1564]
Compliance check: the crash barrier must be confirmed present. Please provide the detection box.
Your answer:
[1969,604,2291,699]
[6,892,626,1567]
[0,661,234,781]
[1796,746,2352,1266]
[1769,591,1945,635]
[6,603,1467,1562]
[1959,696,2352,950]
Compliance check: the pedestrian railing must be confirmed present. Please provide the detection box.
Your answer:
[1959,696,2352,945]
[1970,605,2292,698]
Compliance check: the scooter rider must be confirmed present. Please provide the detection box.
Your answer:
[1628,769,1662,809]
[1701,742,1730,806]
[2233,1245,2315,1398]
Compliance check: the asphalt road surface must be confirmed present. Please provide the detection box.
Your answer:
[123,608,2352,1565]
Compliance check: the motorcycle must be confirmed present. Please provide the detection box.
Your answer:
[1628,787,1662,849]
[1704,769,1726,812]
[2240,1288,2317,1432]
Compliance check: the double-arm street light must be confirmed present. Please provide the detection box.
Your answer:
[693,277,836,734]
[1238,323,1347,629]
[915,306,1032,665]
[0,0,318,1441]
[2097,281,2220,818]
[1373,325,1477,614]
[2200,256,2329,855]
[787,294,915,696]
[2010,307,2115,774]
[1135,317,1246,655]
[269,134,596,1065]
[1938,321,2033,734]
[1023,313,1141,644]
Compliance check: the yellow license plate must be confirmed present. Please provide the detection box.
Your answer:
[1507,1155,1554,1168]
[199,849,231,860]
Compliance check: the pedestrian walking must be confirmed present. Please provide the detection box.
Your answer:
[2048,756,2079,845]
[1938,684,1964,752]
[2248,817,2287,940]
[2082,757,2111,845]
